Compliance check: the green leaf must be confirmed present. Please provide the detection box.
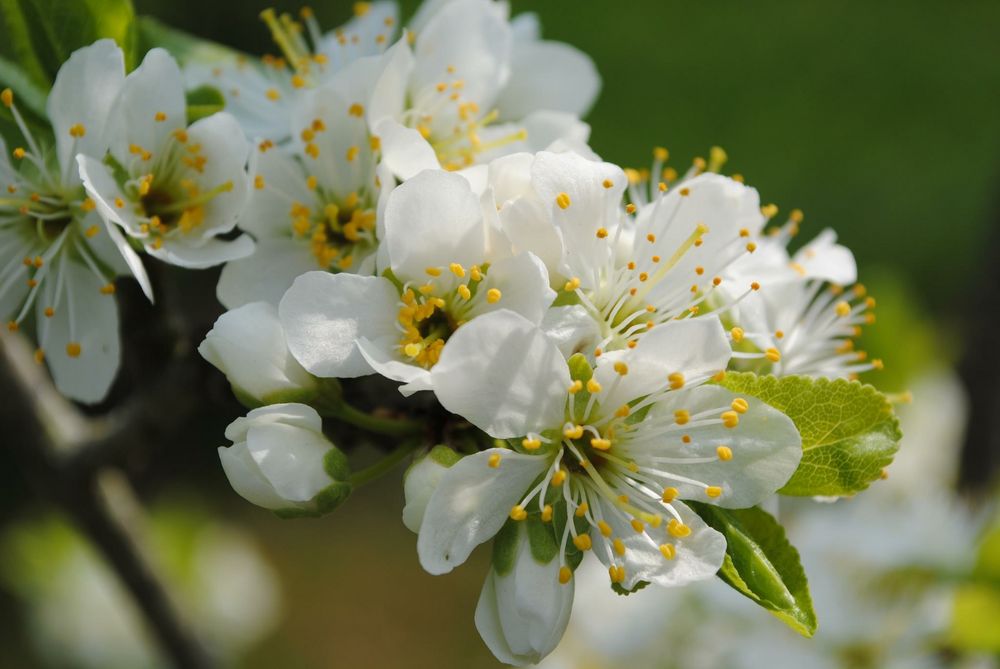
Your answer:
[0,0,137,92]
[689,501,817,637]
[185,84,225,124]
[719,372,901,497]
[611,580,650,596]
[950,521,1000,651]
[137,15,243,66]
[0,54,47,116]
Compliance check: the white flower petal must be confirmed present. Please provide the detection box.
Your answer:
[477,526,574,665]
[499,196,565,280]
[198,301,315,402]
[47,39,125,181]
[216,238,318,309]
[38,258,120,404]
[218,441,289,510]
[432,309,569,438]
[594,316,731,411]
[644,385,803,508]
[241,145,314,239]
[278,272,399,378]
[417,448,548,574]
[224,403,322,442]
[183,112,251,239]
[106,48,186,166]
[541,304,603,359]
[245,422,334,502]
[355,336,433,394]
[469,252,555,325]
[373,118,441,180]
[792,229,857,285]
[368,38,414,125]
[147,235,254,269]
[496,40,599,119]
[384,169,486,278]
[402,446,462,533]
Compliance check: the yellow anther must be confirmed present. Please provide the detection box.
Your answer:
[721,410,740,428]
[305,143,319,158]
[69,123,86,138]
[13,147,25,159]
[775,329,785,339]
[872,359,884,370]
[630,518,644,533]
[0,88,12,107]
[563,424,584,439]
[668,372,685,390]
[345,145,360,162]
[541,504,554,522]
[572,534,592,551]
[305,175,318,190]
[679,187,691,197]
[575,502,589,518]
[731,398,749,413]
[590,437,612,451]
[730,327,745,343]
[586,378,602,393]
[174,129,190,143]
[84,224,99,238]
[555,192,571,209]
[348,103,364,117]
[658,181,667,192]
[425,266,442,277]
[625,203,637,214]
[265,88,281,101]
[66,342,82,358]
[835,301,852,317]
[449,263,465,278]
[613,538,626,556]
[559,566,572,584]
[750,281,761,291]
[6,320,18,332]
[613,361,629,376]
[403,343,422,358]
[487,453,501,468]
[668,519,691,538]
[99,283,116,295]
[674,409,690,425]
[706,486,723,498]
[522,438,541,451]
[291,75,306,88]
[509,505,527,521]
[34,348,45,363]
[254,175,266,190]
[659,544,676,560]
[43,307,54,318]
[551,469,567,486]
[597,520,613,537]
[602,178,614,189]
[653,146,669,161]
[596,227,608,239]
[765,347,782,362]
[563,277,580,292]
[486,288,501,303]
[746,242,757,253]
[615,404,630,418]
[568,380,583,394]
[609,565,625,583]
[717,446,733,461]
[114,197,124,208]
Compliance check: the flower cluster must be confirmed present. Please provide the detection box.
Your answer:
[2,1,899,665]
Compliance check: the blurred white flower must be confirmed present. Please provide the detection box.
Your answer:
[199,301,317,406]
[0,40,145,403]
[218,403,350,515]
[216,61,397,308]
[278,169,554,395]
[373,0,598,178]
[185,2,400,144]
[78,48,253,270]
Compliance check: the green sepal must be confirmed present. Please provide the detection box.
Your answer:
[322,445,350,482]
[427,444,462,468]
[526,515,559,564]
[689,501,817,637]
[611,580,650,596]
[552,288,580,308]
[718,372,901,497]
[185,84,225,124]
[492,518,520,576]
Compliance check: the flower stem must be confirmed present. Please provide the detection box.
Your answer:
[350,439,421,488]
[323,400,424,437]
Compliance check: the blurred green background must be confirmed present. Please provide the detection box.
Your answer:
[2,0,999,667]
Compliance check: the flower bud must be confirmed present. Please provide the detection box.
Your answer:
[218,403,350,516]
[199,302,317,407]
[475,520,574,665]
[402,446,462,533]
